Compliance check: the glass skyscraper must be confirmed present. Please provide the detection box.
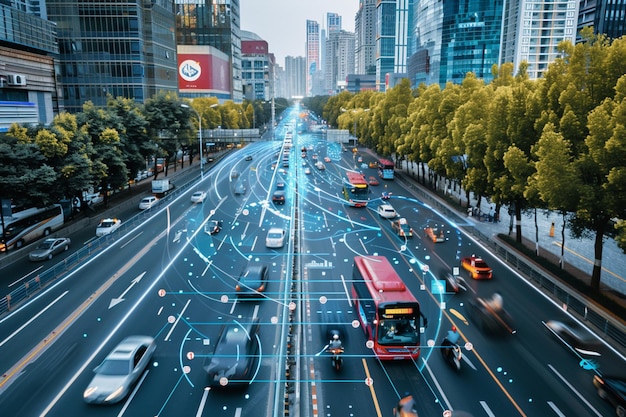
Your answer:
[47,0,178,113]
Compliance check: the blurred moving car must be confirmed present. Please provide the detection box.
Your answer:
[138,196,158,210]
[440,271,467,293]
[83,335,156,404]
[461,255,493,279]
[467,293,516,335]
[369,161,378,168]
[368,176,380,186]
[28,237,71,261]
[593,375,626,416]
[236,265,269,297]
[204,320,261,387]
[96,218,122,237]
[377,204,397,218]
[234,181,246,195]
[266,228,286,248]
[391,218,413,238]
[204,220,222,235]
[191,191,207,204]
[424,225,445,242]
[544,320,603,357]
[272,190,286,205]
[393,394,418,417]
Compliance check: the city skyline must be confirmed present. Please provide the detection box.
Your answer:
[239,0,359,66]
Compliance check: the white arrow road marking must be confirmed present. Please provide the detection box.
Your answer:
[109,272,146,309]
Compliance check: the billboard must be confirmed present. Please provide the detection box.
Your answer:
[177,46,231,95]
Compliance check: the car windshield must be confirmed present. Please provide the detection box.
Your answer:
[474,260,489,268]
[100,221,114,228]
[97,359,131,376]
[37,240,55,249]
[268,232,283,239]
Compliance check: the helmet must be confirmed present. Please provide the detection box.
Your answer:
[332,334,339,340]
[451,325,457,332]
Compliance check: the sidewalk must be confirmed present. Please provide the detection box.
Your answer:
[395,160,626,299]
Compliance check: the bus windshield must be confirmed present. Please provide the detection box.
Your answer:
[343,171,370,207]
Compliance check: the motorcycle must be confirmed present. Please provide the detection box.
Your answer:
[381,191,393,200]
[327,330,344,371]
[441,328,462,371]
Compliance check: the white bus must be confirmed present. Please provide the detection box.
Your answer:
[0,204,64,252]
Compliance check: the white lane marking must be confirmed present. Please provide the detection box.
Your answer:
[548,364,603,417]
[339,274,353,307]
[547,401,566,417]
[421,357,453,410]
[479,401,496,416]
[164,298,191,341]
[195,387,211,417]
[9,265,44,287]
[117,369,150,417]
[0,291,69,347]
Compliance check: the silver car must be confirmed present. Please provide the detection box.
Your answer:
[28,238,71,261]
[83,335,156,404]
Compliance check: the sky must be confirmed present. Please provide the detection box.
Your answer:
[239,0,360,66]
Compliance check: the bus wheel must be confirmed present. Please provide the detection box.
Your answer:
[44,228,51,236]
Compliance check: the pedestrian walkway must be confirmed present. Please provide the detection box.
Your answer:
[396,160,626,298]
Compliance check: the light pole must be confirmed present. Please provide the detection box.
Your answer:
[181,103,203,179]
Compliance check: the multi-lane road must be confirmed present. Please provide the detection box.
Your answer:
[0,111,624,417]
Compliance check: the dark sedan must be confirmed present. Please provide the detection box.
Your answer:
[272,190,286,205]
[235,265,268,297]
[593,375,626,417]
[204,320,261,387]
[28,237,71,261]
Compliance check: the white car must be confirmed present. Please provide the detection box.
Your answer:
[266,227,286,248]
[138,196,158,210]
[377,204,397,219]
[96,218,122,236]
[191,191,207,203]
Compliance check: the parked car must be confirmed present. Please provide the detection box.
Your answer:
[377,204,397,218]
[204,320,260,387]
[28,237,71,261]
[593,374,626,417]
[460,255,493,279]
[138,196,158,210]
[235,265,269,297]
[83,335,156,404]
[96,218,122,237]
[272,190,286,205]
[266,228,286,248]
[191,191,207,204]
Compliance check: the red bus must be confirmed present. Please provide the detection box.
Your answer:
[343,171,370,207]
[352,256,422,360]
[378,158,395,179]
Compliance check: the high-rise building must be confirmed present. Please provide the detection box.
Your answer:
[241,31,271,101]
[325,31,355,93]
[285,56,306,99]
[501,0,577,80]
[578,0,626,39]
[355,0,376,75]
[306,19,320,97]
[375,0,411,91]
[175,0,242,102]
[47,0,178,113]
[0,1,57,129]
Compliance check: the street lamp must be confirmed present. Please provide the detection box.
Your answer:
[181,103,203,179]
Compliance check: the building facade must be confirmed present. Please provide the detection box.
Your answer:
[285,56,306,99]
[241,31,271,101]
[175,0,242,102]
[325,30,355,94]
[305,19,320,97]
[355,0,376,75]
[47,0,178,113]
[0,1,57,130]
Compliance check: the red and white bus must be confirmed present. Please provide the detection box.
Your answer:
[378,158,395,180]
[343,171,370,207]
[352,256,422,360]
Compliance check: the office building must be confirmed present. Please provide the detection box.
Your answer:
[325,31,355,94]
[0,1,57,129]
[578,0,626,39]
[241,31,271,101]
[306,19,320,97]
[285,56,306,99]
[355,0,376,75]
[46,0,178,113]
[175,0,242,102]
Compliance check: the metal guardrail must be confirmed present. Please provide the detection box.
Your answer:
[394,172,626,354]
[0,170,200,318]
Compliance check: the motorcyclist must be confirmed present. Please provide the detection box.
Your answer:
[328,333,343,352]
[446,325,460,345]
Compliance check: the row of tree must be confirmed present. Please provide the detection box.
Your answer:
[0,93,286,211]
[308,29,626,290]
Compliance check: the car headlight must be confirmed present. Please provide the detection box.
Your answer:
[83,386,98,398]
[105,386,124,402]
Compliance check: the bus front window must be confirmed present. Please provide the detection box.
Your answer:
[378,318,418,345]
